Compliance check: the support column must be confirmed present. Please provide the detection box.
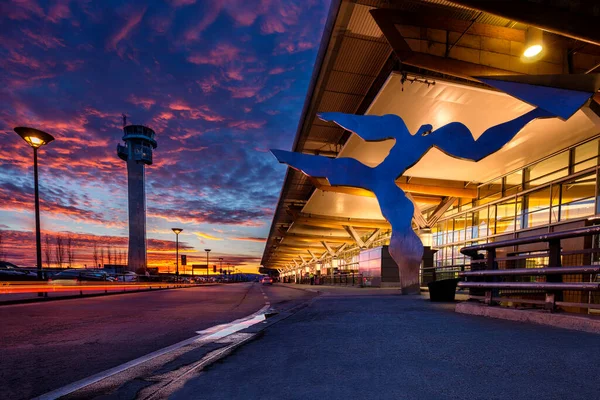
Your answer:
[127,159,147,273]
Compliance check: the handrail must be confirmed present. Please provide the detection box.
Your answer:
[457,224,600,312]
[458,282,600,291]
[461,225,600,257]
[460,265,600,277]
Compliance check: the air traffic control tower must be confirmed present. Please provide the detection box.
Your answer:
[117,125,157,272]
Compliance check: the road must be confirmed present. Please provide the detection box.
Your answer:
[171,286,600,400]
[0,282,314,400]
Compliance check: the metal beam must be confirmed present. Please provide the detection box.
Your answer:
[448,0,600,46]
[321,241,335,256]
[343,226,365,248]
[364,229,381,247]
[406,192,429,229]
[335,243,347,256]
[372,8,526,43]
[370,8,521,80]
[428,197,458,226]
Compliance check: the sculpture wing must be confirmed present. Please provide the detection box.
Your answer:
[428,107,554,162]
[318,112,411,142]
[271,149,373,188]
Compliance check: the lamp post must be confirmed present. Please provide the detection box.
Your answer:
[172,228,183,281]
[14,127,55,280]
[205,248,211,281]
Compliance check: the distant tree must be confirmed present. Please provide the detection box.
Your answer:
[55,235,65,268]
[44,234,53,268]
[100,247,105,268]
[107,246,113,265]
[0,230,4,261]
[92,242,99,268]
[67,235,75,268]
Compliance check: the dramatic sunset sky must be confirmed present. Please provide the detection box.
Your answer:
[0,0,330,272]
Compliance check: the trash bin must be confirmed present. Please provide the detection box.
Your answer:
[427,278,459,302]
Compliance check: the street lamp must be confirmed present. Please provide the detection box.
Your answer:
[172,228,183,281]
[205,248,211,281]
[15,127,55,279]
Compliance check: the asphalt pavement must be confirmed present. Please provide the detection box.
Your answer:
[170,285,600,400]
[0,282,313,400]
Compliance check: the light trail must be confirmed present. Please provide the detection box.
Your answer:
[0,282,198,294]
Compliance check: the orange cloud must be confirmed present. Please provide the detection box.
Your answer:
[231,237,266,243]
[194,232,223,241]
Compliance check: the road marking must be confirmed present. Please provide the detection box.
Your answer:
[35,303,271,400]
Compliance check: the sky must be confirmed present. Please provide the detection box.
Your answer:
[0,0,331,272]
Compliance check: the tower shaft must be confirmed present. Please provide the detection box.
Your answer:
[127,158,147,272]
[117,124,157,274]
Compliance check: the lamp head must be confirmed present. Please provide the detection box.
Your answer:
[523,27,543,59]
[204,248,211,252]
[172,228,183,234]
[14,127,55,149]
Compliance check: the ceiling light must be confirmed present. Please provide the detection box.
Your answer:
[523,27,543,59]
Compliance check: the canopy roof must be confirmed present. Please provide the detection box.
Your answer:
[261,0,600,272]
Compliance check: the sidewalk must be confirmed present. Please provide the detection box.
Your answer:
[280,283,470,300]
[169,289,599,400]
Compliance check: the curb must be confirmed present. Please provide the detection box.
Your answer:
[277,284,321,294]
[456,301,600,335]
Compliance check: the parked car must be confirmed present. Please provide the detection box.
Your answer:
[112,271,138,282]
[261,276,273,285]
[48,269,110,285]
[0,261,37,281]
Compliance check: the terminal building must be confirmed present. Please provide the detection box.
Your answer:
[261,0,600,303]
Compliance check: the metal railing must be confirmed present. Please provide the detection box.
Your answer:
[290,273,364,287]
[420,264,470,287]
[458,225,600,312]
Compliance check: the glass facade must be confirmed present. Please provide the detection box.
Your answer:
[432,138,600,267]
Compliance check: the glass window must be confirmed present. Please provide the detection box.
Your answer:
[560,174,596,221]
[524,187,551,214]
[496,198,518,234]
[475,207,489,238]
[460,200,473,212]
[465,213,474,240]
[504,170,523,196]
[524,188,551,228]
[453,215,465,242]
[550,184,561,223]
[525,152,569,189]
[574,140,598,173]
[479,178,502,204]
[453,245,464,266]
[488,206,496,236]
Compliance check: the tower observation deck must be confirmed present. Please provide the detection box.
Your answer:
[117,125,158,272]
